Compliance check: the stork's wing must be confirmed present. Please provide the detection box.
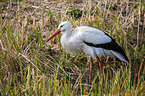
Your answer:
[74,26,128,61]
[76,26,112,45]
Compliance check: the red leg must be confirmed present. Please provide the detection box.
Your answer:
[89,57,93,86]
[97,57,105,84]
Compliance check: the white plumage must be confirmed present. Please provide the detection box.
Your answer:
[46,21,128,85]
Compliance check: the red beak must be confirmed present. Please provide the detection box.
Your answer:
[46,29,61,42]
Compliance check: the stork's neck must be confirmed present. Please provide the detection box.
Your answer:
[60,28,72,51]
[62,27,72,40]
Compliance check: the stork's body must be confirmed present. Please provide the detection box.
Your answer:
[46,21,128,86]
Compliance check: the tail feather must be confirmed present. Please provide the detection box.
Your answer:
[111,51,128,62]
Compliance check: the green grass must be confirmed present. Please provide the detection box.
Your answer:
[0,0,145,95]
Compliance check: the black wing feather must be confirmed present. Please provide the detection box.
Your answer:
[83,33,128,62]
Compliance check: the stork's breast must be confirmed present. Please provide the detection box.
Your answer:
[68,40,83,54]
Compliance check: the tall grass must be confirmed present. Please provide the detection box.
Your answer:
[0,0,144,95]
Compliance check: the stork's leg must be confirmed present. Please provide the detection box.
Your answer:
[89,57,93,86]
[97,57,105,84]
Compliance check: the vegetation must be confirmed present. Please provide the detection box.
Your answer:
[0,0,144,95]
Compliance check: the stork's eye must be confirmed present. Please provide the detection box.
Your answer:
[60,25,64,28]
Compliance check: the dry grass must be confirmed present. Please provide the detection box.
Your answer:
[0,0,144,95]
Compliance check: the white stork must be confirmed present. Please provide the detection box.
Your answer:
[46,21,128,86]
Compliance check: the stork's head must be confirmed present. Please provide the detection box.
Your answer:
[58,21,72,32]
[46,21,72,42]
